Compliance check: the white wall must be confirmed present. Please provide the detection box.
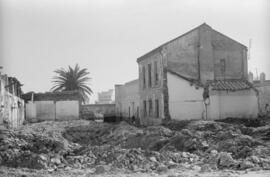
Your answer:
[167,72,205,120]
[209,90,258,119]
[25,102,36,121]
[56,100,79,120]
[36,101,55,121]
[25,100,80,121]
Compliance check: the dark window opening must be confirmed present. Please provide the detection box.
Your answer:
[142,66,146,89]
[154,61,158,85]
[148,64,152,87]
[155,99,159,118]
[143,100,147,117]
[148,99,152,117]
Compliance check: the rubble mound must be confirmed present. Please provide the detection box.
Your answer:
[1,118,270,173]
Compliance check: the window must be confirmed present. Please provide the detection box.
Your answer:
[220,59,226,76]
[155,99,159,118]
[143,100,147,117]
[148,99,152,117]
[148,63,152,87]
[142,66,146,89]
[154,61,158,85]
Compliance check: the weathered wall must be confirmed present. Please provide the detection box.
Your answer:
[80,104,115,119]
[115,79,139,118]
[166,29,199,80]
[56,101,79,120]
[0,75,24,128]
[208,90,258,119]
[167,72,205,120]
[138,51,165,125]
[256,85,270,115]
[36,101,55,121]
[25,100,80,121]
[211,30,247,80]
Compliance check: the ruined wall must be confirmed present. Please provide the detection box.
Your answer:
[208,90,258,119]
[167,72,205,120]
[0,75,24,128]
[256,85,270,115]
[211,30,247,80]
[166,29,199,80]
[115,80,139,119]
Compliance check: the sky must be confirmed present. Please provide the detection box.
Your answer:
[0,0,269,103]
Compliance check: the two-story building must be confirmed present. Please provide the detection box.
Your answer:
[137,23,259,125]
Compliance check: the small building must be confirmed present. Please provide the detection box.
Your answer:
[115,79,140,120]
[136,23,259,125]
[23,91,82,122]
[95,89,114,104]
[0,73,25,128]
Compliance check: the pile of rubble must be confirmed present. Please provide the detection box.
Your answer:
[0,119,270,174]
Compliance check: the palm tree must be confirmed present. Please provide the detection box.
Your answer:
[51,64,93,103]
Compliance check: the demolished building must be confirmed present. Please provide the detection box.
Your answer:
[116,23,259,125]
[0,73,25,128]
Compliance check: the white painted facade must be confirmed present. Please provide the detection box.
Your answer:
[208,91,258,119]
[167,72,205,120]
[167,72,258,120]
[115,80,140,118]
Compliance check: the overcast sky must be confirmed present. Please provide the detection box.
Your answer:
[0,0,269,103]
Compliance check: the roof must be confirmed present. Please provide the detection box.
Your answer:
[209,80,253,91]
[137,23,247,63]
[167,69,203,87]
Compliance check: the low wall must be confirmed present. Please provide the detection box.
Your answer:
[25,100,80,122]
[80,104,115,119]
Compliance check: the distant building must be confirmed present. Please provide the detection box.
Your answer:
[96,89,114,104]
[0,72,25,128]
[115,79,139,119]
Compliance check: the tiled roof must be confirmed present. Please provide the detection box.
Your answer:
[209,80,253,91]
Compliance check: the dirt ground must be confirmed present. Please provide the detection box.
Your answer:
[0,118,270,177]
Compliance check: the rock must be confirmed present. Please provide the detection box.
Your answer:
[51,157,61,165]
[149,156,157,162]
[218,152,236,168]
[200,164,213,172]
[239,160,254,170]
[250,156,260,164]
[156,165,168,173]
[95,165,106,174]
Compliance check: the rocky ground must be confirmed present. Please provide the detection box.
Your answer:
[0,118,270,177]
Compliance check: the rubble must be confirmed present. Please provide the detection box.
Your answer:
[0,118,270,176]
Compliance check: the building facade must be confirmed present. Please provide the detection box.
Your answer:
[115,79,140,119]
[137,23,258,125]
[96,89,114,104]
[0,73,25,128]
